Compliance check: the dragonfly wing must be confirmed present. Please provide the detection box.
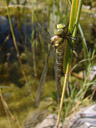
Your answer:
[36,23,51,44]
[35,44,53,107]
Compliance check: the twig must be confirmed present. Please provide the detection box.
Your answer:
[0,92,22,128]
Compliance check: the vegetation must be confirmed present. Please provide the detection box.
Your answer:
[0,0,96,128]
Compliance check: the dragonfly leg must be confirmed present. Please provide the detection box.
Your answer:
[67,37,78,57]
[63,24,69,35]
[70,24,78,35]
[66,37,74,50]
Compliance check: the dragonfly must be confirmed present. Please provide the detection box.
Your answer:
[35,23,76,106]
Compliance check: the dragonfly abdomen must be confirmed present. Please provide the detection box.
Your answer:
[55,48,63,103]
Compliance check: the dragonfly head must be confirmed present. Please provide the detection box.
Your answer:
[54,24,67,36]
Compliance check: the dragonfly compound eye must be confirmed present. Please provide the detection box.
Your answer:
[54,28,64,36]
[57,24,65,29]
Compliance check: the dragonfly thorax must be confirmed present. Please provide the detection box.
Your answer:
[51,35,63,49]
[51,24,68,49]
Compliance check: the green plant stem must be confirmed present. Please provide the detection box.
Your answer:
[31,0,37,77]
[57,63,70,128]
[72,0,82,37]
[78,23,88,59]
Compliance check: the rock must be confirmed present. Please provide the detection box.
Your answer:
[63,104,96,128]
[35,114,62,128]
[24,111,62,128]
[87,66,96,81]
[24,110,49,128]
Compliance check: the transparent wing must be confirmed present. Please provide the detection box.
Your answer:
[36,23,51,44]
[35,44,53,107]
[35,23,53,106]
